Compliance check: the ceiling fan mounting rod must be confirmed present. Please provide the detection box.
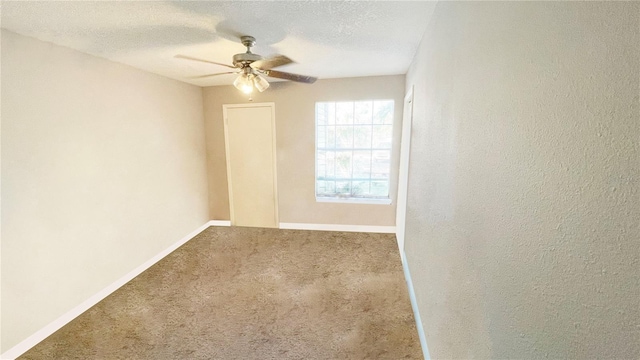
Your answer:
[241,35,256,53]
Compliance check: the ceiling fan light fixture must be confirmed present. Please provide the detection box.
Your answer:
[254,74,270,92]
[233,73,253,94]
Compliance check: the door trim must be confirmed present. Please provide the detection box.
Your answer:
[396,87,414,262]
[222,102,279,227]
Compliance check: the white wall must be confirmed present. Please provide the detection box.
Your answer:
[1,30,210,352]
[404,2,639,358]
[203,76,405,226]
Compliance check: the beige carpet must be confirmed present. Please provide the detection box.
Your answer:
[20,226,421,359]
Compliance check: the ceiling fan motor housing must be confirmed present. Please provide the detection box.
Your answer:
[233,52,262,68]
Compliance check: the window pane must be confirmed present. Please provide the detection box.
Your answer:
[373,100,394,124]
[352,150,372,179]
[353,125,372,149]
[335,151,352,178]
[316,103,327,125]
[372,125,393,149]
[336,102,353,124]
[354,101,373,124]
[370,181,389,196]
[371,150,390,179]
[336,181,351,195]
[316,150,327,180]
[317,180,336,195]
[317,150,326,179]
[351,181,370,196]
[326,126,336,148]
[317,125,326,148]
[325,151,335,178]
[325,180,335,194]
[316,180,326,193]
[336,126,353,149]
[327,102,336,125]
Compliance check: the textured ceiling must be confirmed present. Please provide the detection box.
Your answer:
[1,1,437,87]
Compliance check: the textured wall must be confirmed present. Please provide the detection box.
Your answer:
[1,31,209,351]
[203,76,405,225]
[404,2,639,358]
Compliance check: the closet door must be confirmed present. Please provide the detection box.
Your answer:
[223,103,278,228]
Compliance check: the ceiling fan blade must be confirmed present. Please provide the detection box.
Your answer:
[175,55,236,69]
[188,72,238,79]
[265,70,317,84]
[250,55,294,71]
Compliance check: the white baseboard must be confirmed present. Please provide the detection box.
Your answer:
[0,220,229,360]
[401,250,430,360]
[279,222,395,233]
[208,220,231,226]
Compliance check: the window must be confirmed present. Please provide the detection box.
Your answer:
[315,100,394,204]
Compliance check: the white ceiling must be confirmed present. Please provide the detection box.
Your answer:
[1,1,436,87]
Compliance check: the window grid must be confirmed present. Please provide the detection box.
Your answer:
[315,100,394,199]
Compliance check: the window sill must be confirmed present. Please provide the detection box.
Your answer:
[315,196,392,205]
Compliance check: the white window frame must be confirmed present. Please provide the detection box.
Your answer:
[314,100,394,205]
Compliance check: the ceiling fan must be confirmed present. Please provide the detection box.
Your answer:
[176,35,317,94]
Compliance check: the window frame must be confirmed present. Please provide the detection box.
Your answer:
[314,100,395,205]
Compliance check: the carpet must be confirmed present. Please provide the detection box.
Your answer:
[19,226,422,359]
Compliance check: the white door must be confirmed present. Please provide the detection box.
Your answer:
[223,103,279,228]
[396,88,414,262]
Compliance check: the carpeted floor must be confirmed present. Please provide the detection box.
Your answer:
[20,226,421,359]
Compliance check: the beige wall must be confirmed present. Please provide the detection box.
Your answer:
[1,30,209,351]
[404,2,639,358]
[203,76,405,225]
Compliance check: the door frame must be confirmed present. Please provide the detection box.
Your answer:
[396,87,414,262]
[222,102,279,227]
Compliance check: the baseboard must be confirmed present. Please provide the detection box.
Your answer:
[208,220,231,226]
[1,220,227,360]
[279,222,395,233]
[401,250,431,360]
